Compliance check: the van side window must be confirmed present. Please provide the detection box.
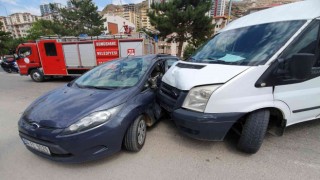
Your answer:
[44,43,58,56]
[280,21,320,67]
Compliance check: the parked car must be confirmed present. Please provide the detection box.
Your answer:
[159,0,320,154]
[18,55,179,162]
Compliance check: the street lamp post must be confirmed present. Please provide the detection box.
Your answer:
[227,0,233,24]
[0,4,13,33]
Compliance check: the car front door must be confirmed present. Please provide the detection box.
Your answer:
[140,58,179,124]
[274,20,320,125]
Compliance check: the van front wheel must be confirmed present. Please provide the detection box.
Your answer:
[30,69,45,82]
[237,110,270,154]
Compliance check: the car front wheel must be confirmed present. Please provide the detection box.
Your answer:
[124,115,147,152]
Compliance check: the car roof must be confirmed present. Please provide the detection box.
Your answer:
[222,0,320,32]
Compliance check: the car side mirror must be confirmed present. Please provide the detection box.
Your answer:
[289,53,315,80]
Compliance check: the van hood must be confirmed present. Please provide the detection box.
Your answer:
[162,62,250,90]
[22,85,135,129]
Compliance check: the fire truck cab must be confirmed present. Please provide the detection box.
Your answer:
[16,34,156,82]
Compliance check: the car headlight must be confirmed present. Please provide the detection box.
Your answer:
[182,85,222,112]
[62,105,123,135]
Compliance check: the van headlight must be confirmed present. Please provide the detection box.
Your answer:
[182,85,222,112]
[62,105,123,135]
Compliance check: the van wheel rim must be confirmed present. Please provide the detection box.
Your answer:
[137,120,146,145]
[32,72,41,81]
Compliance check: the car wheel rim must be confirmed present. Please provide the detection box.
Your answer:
[137,119,146,145]
[33,72,41,81]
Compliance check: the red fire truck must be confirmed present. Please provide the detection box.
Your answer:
[15,34,156,82]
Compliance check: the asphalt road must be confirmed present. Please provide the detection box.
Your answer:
[0,70,320,180]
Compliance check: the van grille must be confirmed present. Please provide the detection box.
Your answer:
[160,83,180,100]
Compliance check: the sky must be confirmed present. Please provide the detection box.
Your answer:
[0,0,144,16]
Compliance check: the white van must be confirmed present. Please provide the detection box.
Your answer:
[158,0,320,154]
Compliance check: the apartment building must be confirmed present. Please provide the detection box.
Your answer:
[40,3,64,16]
[210,0,227,17]
[136,1,152,30]
[0,13,41,38]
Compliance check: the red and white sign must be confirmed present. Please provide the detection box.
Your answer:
[96,51,119,56]
[95,40,118,47]
[127,49,135,56]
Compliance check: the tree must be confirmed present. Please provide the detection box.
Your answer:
[183,44,196,59]
[0,22,12,55]
[148,0,214,57]
[5,38,26,54]
[53,0,105,36]
[26,20,61,40]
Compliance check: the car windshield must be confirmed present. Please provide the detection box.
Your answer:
[74,57,153,89]
[189,20,306,66]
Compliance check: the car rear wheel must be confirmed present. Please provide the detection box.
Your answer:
[124,115,147,152]
[237,109,270,154]
[30,69,45,82]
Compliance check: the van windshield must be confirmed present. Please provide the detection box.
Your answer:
[74,57,153,89]
[189,20,306,66]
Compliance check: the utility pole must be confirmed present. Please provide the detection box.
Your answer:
[0,4,13,34]
[227,0,233,24]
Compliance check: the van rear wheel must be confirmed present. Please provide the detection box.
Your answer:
[237,110,270,154]
[30,69,45,82]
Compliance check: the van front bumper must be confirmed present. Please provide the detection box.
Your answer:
[172,109,245,141]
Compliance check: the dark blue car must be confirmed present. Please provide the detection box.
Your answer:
[18,55,179,163]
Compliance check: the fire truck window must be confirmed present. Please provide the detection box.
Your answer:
[18,47,32,57]
[44,43,58,56]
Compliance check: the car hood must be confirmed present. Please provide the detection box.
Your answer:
[162,62,250,90]
[22,85,135,129]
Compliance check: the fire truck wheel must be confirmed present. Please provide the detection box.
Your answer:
[30,69,45,82]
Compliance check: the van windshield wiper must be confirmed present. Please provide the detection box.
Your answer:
[186,57,196,62]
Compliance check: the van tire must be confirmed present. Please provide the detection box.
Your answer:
[237,110,270,154]
[30,69,45,82]
[124,115,147,152]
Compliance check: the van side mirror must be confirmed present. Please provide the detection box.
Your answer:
[289,53,315,80]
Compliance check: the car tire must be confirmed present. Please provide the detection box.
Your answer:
[3,68,12,73]
[237,109,270,154]
[124,115,147,152]
[30,69,45,82]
